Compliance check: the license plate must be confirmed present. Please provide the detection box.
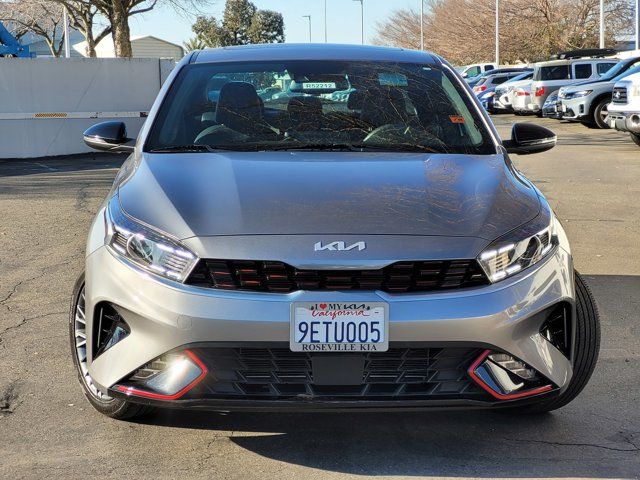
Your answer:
[290,302,388,352]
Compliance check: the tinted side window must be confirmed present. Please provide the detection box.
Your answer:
[574,63,593,79]
[492,75,509,85]
[597,62,617,75]
[485,65,495,72]
[467,66,481,77]
[539,65,570,80]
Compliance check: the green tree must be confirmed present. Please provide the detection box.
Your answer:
[191,0,284,48]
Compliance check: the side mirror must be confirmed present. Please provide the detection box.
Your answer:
[461,71,469,78]
[503,122,556,155]
[83,121,135,153]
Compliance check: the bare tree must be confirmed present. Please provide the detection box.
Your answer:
[375,0,634,64]
[0,0,67,57]
[59,0,112,57]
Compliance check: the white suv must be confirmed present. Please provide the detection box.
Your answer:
[607,71,640,145]
[527,58,618,114]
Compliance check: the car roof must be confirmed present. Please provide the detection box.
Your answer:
[192,43,442,65]
[534,57,617,67]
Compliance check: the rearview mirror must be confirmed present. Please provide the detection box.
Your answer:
[83,121,135,153]
[503,122,556,155]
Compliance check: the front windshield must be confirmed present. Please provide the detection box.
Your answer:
[145,60,495,155]
[504,71,532,84]
[612,64,640,82]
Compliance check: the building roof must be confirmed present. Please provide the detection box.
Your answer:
[193,43,440,65]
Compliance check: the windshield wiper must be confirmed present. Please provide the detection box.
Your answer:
[263,143,437,153]
[148,144,258,153]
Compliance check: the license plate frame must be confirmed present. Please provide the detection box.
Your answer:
[290,302,389,353]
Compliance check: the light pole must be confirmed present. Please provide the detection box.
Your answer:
[495,0,499,65]
[324,0,328,43]
[420,0,424,50]
[353,0,364,45]
[303,15,312,43]
[599,0,604,48]
[63,8,70,58]
[634,0,640,50]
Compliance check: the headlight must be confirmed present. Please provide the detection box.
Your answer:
[105,196,198,282]
[565,90,592,99]
[632,85,640,97]
[478,215,558,282]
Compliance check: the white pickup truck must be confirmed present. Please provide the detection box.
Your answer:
[607,71,640,145]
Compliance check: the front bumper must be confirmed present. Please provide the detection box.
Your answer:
[557,97,591,121]
[607,111,640,133]
[84,244,575,409]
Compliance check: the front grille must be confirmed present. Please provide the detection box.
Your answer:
[612,87,627,104]
[185,346,488,401]
[185,259,489,293]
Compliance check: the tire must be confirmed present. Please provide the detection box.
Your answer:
[70,273,153,420]
[630,132,640,147]
[592,97,611,129]
[509,271,601,413]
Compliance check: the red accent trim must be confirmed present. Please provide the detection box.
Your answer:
[115,349,208,401]
[467,349,554,400]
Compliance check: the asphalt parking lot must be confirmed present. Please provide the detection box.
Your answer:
[0,114,639,479]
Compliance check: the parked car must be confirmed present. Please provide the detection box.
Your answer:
[557,57,640,128]
[512,84,534,114]
[456,62,497,82]
[475,70,532,111]
[542,91,562,119]
[528,56,618,115]
[607,71,640,145]
[473,68,532,95]
[75,44,599,419]
[491,71,534,113]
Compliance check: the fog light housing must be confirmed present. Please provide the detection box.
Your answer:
[468,350,554,400]
[115,350,207,400]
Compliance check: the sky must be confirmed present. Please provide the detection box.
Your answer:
[128,0,421,47]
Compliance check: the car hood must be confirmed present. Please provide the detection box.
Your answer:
[564,80,612,93]
[118,152,540,241]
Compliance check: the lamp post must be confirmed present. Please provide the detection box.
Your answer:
[420,0,424,50]
[63,8,70,58]
[633,0,640,50]
[303,15,312,43]
[324,0,328,43]
[353,0,364,44]
[599,0,604,48]
[495,0,499,65]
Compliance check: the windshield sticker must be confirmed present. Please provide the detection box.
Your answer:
[449,115,466,124]
[302,82,337,90]
[378,72,408,87]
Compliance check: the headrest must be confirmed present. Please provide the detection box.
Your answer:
[215,82,262,132]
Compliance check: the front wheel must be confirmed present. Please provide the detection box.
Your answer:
[630,132,640,147]
[69,274,152,420]
[592,98,611,129]
[509,271,600,413]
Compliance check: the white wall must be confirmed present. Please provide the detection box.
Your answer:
[0,58,175,159]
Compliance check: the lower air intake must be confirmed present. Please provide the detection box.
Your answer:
[182,346,489,401]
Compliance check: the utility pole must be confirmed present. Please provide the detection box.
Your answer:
[495,0,499,65]
[324,0,328,43]
[63,8,71,58]
[303,15,312,43]
[599,0,605,48]
[353,0,364,44]
[633,0,640,50]
[420,0,424,50]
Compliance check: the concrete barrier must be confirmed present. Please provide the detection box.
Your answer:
[0,58,175,159]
